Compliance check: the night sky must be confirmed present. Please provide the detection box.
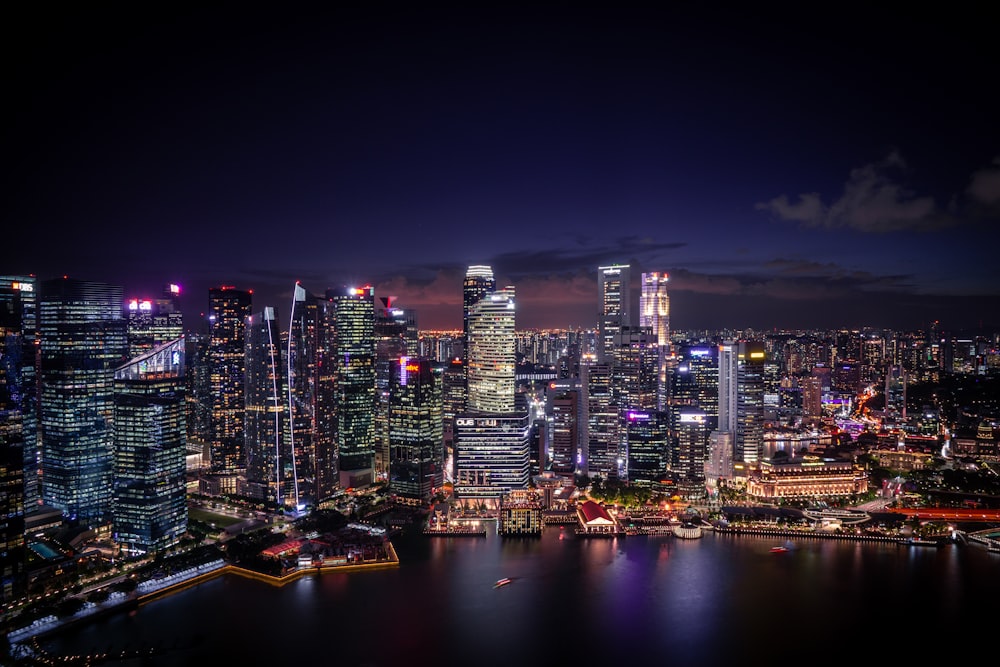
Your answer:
[5,5,999,332]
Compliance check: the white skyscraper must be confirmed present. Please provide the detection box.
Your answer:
[639,271,670,410]
[598,264,631,363]
[466,286,516,414]
[718,341,738,437]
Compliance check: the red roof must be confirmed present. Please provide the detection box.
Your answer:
[578,500,613,523]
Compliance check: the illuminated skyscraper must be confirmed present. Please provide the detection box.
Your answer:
[546,381,581,476]
[598,263,631,363]
[674,406,708,499]
[735,340,765,470]
[463,265,495,405]
[0,275,35,603]
[125,283,183,359]
[39,278,128,525]
[285,283,322,507]
[374,297,418,477]
[388,356,443,503]
[242,307,287,505]
[112,337,187,555]
[329,285,376,488]
[640,272,670,410]
[207,286,252,480]
[455,284,529,500]
[466,286,517,414]
[624,409,668,487]
[584,362,619,480]
[717,341,738,437]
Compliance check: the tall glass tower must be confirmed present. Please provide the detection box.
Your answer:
[462,265,495,406]
[388,356,443,503]
[598,264,631,363]
[207,286,252,478]
[243,307,286,505]
[285,282,321,508]
[329,285,376,488]
[39,277,127,525]
[0,275,35,603]
[112,337,187,556]
[639,272,670,410]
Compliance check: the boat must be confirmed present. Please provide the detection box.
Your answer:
[494,577,512,588]
[770,546,788,553]
[905,537,941,547]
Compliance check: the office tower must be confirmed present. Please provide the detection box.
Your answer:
[39,278,128,525]
[717,341,738,437]
[705,430,733,491]
[0,275,35,603]
[207,286,252,479]
[243,307,287,505]
[609,326,658,412]
[184,332,212,459]
[463,265,495,403]
[112,337,187,556]
[624,409,668,487]
[584,362,619,480]
[640,272,670,410]
[465,287,517,414]
[674,407,708,499]
[388,356,443,503]
[546,382,581,476]
[884,364,907,420]
[735,340,765,470]
[598,263,631,363]
[329,285,376,488]
[440,357,465,480]
[125,283,183,359]
[285,283,321,507]
[314,295,339,501]
[374,297,418,476]
[669,345,718,431]
[454,285,529,500]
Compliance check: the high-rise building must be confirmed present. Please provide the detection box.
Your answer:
[329,285,376,488]
[674,406,708,499]
[546,382,581,476]
[207,286,252,479]
[624,409,668,487]
[125,283,183,359]
[285,283,322,508]
[610,326,658,412]
[454,284,529,500]
[735,340,765,470]
[242,307,287,505]
[462,265,495,404]
[39,278,128,525]
[0,275,35,603]
[374,297,418,477]
[640,272,670,410]
[112,337,187,556]
[584,362,619,480]
[717,341,738,437]
[314,294,339,501]
[598,263,631,363]
[388,356,443,503]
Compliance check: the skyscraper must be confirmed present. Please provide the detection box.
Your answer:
[125,283,183,359]
[207,286,252,481]
[388,356,443,503]
[374,297,418,477]
[0,275,35,603]
[598,263,631,363]
[112,337,187,556]
[285,283,322,507]
[242,307,286,505]
[462,265,495,406]
[584,361,619,481]
[454,284,530,500]
[735,340,765,471]
[329,285,376,488]
[717,341,738,437]
[39,278,128,525]
[639,271,670,410]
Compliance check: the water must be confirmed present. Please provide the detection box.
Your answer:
[35,526,1000,666]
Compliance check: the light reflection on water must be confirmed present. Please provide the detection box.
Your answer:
[37,527,1000,666]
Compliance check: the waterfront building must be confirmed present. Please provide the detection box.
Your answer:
[598,263,631,364]
[454,284,529,501]
[498,489,542,535]
[125,284,183,359]
[242,307,287,505]
[374,297,418,477]
[329,285,377,489]
[39,277,128,525]
[207,286,252,479]
[639,271,670,410]
[623,409,668,487]
[744,455,868,502]
[674,407,708,500]
[576,499,618,534]
[0,275,35,604]
[584,362,619,481]
[705,430,733,491]
[112,337,187,556]
[735,340,765,472]
[285,283,323,506]
[388,356,443,504]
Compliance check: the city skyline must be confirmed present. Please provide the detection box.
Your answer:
[6,5,999,332]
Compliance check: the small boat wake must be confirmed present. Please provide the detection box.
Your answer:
[493,577,513,588]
